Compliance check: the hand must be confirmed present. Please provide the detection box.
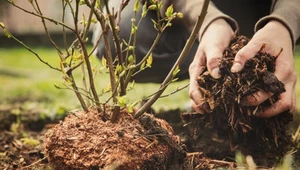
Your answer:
[231,20,297,117]
[189,19,234,112]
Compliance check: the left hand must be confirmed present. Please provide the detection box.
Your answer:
[231,20,297,117]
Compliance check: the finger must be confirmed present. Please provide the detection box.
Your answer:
[256,84,295,118]
[204,45,223,79]
[242,90,273,106]
[189,48,206,106]
[231,42,262,73]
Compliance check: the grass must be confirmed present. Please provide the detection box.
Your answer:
[0,47,190,113]
[0,46,300,114]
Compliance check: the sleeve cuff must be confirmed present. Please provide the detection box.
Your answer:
[255,15,296,48]
[198,14,238,41]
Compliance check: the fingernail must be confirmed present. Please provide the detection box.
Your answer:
[231,62,242,73]
[211,68,221,79]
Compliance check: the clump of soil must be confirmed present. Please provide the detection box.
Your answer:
[43,108,186,169]
[182,36,294,166]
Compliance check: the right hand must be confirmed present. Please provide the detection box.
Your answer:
[189,19,234,112]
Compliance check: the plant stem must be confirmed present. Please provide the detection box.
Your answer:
[69,74,89,112]
[104,0,126,96]
[75,0,101,112]
[134,0,210,118]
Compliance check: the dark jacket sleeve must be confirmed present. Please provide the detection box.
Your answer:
[255,0,300,47]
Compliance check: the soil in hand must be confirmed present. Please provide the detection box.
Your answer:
[181,36,294,167]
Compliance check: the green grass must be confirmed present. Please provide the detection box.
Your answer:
[1,46,300,114]
[0,47,190,113]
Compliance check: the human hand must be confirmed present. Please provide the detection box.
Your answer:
[189,19,234,112]
[231,20,297,117]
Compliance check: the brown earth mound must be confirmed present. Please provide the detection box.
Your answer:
[43,108,186,169]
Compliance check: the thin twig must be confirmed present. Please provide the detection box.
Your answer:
[5,0,74,32]
[75,0,101,112]
[23,157,48,169]
[104,0,126,96]
[0,26,60,71]
[134,0,210,118]
[33,0,63,56]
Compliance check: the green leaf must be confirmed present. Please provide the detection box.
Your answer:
[171,78,179,82]
[91,17,97,23]
[165,5,174,18]
[127,101,139,113]
[146,54,153,68]
[116,64,123,74]
[172,65,180,77]
[157,1,163,10]
[79,0,86,5]
[101,56,107,68]
[96,0,100,8]
[148,4,157,10]
[133,0,139,12]
[140,61,146,70]
[128,54,134,64]
[117,96,129,107]
[4,29,11,38]
[128,46,135,51]
[177,12,183,18]
[142,2,148,17]
[131,24,137,35]
[20,138,40,146]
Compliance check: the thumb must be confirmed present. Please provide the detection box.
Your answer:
[231,42,262,73]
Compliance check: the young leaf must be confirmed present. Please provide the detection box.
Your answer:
[177,12,183,18]
[165,5,174,18]
[142,3,148,17]
[140,61,146,70]
[117,96,129,107]
[148,4,157,11]
[133,0,140,12]
[91,17,97,24]
[79,0,86,5]
[4,29,11,38]
[172,65,180,77]
[95,0,100,8]
[131,23,137,35]
[146,54,153,68]
[101,56,107,68]
[128,54,134,64]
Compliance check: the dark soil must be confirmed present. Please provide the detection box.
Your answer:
[181,36,297,167]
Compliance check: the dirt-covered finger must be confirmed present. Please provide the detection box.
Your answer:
[242,90,273,106]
